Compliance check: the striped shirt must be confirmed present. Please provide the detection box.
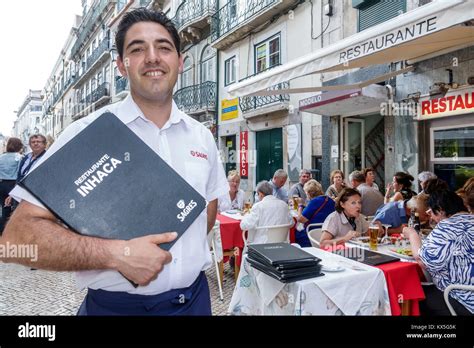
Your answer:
[419,213,474,313]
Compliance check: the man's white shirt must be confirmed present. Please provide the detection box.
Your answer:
[239,195,293,244]
[10,95,228,295]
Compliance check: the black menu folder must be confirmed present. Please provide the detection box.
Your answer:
[248,243,321,266]
[334,247,399,266]
[247,243,323,283]
[19,112,207,249]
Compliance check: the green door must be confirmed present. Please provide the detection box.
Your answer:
[256,128,283,183]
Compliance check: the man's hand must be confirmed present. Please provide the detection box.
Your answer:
[4,196,12,207]
[110,232,177,286]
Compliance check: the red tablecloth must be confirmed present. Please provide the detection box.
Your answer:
[216,214,244,266]
[376,261,425,316]
[323,244,425,316]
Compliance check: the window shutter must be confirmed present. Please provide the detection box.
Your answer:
[358,0,406,32]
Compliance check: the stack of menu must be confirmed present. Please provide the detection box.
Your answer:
[247,243,324,283]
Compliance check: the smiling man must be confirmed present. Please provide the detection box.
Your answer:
[1,9,228,316]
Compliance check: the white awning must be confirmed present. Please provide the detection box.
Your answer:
[228,0,474,97]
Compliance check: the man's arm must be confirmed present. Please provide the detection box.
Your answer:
[0,201,176,286]
[207,199,217,233]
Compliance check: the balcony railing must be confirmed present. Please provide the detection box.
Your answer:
[72,82,110,119]
[115,76,128,94]
[91,82,110,103]
[173,81,216,113]
[71,0,110,58]
[173,0,218,31]
[210,0,278,42]
[239,81,289,113]
[86,39,110,70]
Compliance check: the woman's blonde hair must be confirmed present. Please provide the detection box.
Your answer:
[227,170,241,181]
[303,179,323,199]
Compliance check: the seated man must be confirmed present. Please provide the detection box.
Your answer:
[349,170,384,216]
[241,181,293,245]
[373,195,429,234]
[254,169,288,203]
[289,169,311,206]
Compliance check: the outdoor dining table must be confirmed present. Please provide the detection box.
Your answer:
[228,246,391,315]
[216,213,245,267]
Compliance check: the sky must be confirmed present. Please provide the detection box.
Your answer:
[0,0,83,136]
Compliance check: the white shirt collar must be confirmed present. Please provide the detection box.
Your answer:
[115,94,193,130]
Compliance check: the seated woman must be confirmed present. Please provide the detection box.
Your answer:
[456,177,474,213]
[403,190,473,315]
[384,172,416,203]
[218,170,245,212]
[325,169,346,200]
[320,188,370,248]
[295,179,335,247]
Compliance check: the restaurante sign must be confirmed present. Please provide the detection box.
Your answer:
[338,16,437,63]
[418,88,474,120]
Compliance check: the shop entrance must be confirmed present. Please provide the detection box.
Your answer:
[256,128,283,183]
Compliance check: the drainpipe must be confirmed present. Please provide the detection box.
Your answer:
[385,84,394,116]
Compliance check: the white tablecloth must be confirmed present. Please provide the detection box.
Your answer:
[228,247,391,315]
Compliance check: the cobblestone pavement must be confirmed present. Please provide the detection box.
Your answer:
[0,261,236,316]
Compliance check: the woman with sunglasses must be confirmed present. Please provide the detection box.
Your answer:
[403,189,473,315]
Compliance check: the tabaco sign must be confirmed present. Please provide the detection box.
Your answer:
[418,88,474,120]
[240,131,248,178]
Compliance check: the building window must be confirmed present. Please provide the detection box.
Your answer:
[255,34,280,73]
[225,56,237,86]
[181,57,193,88]
[431,125,474,161]
[117,0,127,12]
[97,71,103,85]
[104,66,110,83]
[200,46,216,83]
[356,0,406,32]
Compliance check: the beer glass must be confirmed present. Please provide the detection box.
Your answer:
[368,224,379,251]
[292,195,299,211]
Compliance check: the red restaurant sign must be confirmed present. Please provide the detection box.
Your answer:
[240,131,248,178]
[419,88,474,120]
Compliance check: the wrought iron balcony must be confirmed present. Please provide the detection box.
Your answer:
[173,81,216,114]
[210,0,300,49]
[72,82,110,119]
[86,39,110,70]
[115,76,128,94]
[173,0,218,33]
[90,82,110,104]
[239,81,289,113]
[71,0,111,58]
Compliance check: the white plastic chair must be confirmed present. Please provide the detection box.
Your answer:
[207,221,224,301]
[242,223,293,250]
[306,223,324,248]
[443,284,474,315]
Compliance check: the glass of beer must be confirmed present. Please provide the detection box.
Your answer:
[368,224,379,251]
[292,195,299,211]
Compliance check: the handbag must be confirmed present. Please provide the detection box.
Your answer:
[302,196,330,230]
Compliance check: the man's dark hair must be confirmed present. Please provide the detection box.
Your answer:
[6,137,23,153]
[428,189,467,217]
[335,188,361,213]
[115,8,181,58]
[423,178,449,195]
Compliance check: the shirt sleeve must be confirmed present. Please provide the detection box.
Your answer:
[302,198,317,220]
[240,205,259,231]
[322,213,337,237]
[418,223,455,272]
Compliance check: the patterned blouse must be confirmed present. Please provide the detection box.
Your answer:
[418,213,474,313]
